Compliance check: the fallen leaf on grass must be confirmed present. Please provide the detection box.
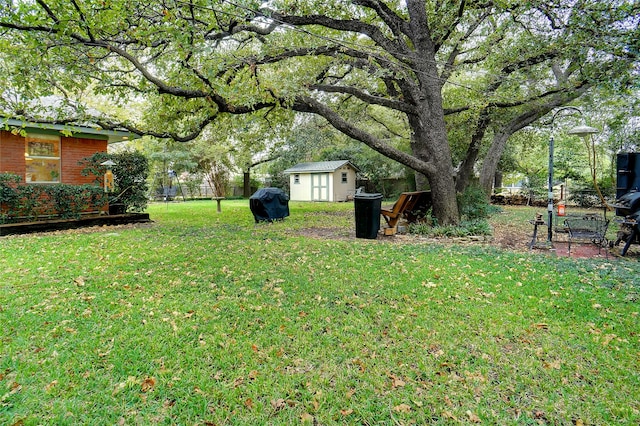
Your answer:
[601,334,617,346]
[389,374,406,388]
[442,411,457,420]
[10,382,22,394]
[352,358,366,372]
[533,409,547,421]
[300,412,315,423]
[244,398,254,409]
[141,377,156,392]
[44,380,58,392]
[543,360,562,370]
[271,398,287,411]
[466,410,481,423]
[393,404,411,413]
[340,409,354,416]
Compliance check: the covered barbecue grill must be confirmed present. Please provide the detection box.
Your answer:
[609,153,640,255]
[249,188,290,223]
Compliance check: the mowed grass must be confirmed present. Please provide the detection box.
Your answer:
[1,200,639,425]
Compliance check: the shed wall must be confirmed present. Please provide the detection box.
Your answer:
[288,166,357,202]
[332,166,357,202]
[289,173,313,201]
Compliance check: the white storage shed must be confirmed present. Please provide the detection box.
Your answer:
[283,160,359,202]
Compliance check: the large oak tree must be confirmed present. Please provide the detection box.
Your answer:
[0,0,637,224]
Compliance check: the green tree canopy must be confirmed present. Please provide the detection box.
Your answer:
[0,0,637,224]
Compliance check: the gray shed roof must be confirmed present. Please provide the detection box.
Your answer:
[283,160,359,174]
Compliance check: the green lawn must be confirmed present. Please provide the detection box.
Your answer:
[1,200,638,425]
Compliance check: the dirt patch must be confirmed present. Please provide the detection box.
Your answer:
[294,221,637,259]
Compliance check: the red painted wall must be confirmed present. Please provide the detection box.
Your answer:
[0,130,107,184]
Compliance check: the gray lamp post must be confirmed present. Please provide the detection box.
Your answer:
[547,107,599,243]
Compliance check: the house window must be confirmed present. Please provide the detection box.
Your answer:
[341,172,348,183]
[294,174,300,184]
[25,134,61,183]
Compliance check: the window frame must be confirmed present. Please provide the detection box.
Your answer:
[25,134,61,183]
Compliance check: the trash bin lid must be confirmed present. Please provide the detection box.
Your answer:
[354,192,383,199]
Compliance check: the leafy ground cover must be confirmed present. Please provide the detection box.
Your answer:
[1,200,638,425]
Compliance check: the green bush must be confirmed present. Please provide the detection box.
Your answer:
[80,151,149,212]
[0,173,106,222]
[409,219,492,238]
[457,185,495,220]
[0,173,22,223]
[48,184,106,219]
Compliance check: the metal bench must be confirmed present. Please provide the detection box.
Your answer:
[564,214,609,256]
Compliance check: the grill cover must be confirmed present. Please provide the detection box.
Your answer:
[249,188,290,222]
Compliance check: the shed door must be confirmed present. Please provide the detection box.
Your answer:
[311,173,329,201]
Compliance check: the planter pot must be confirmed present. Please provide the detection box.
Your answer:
[109,203,126,215]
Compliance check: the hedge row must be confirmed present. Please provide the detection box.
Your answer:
[0,173,106,223]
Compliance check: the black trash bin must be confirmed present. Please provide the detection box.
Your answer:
[354,193,383,239]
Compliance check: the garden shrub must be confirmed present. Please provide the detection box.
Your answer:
[80,151,149,212]
[48,184,106,219]
[407,187,495,238]
[0,173,106,222]
[457,185,496,220]
[569,188,606,208]
[409,219,492,238]
[0,173,21,223]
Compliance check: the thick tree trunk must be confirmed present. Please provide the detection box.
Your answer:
[410,114,459,225]
[494,170,503,191]
[243,169,251,198]
[426,167,459,225]
[414,173,429,191]
[456,111,490,193]
[480,132,510,197]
